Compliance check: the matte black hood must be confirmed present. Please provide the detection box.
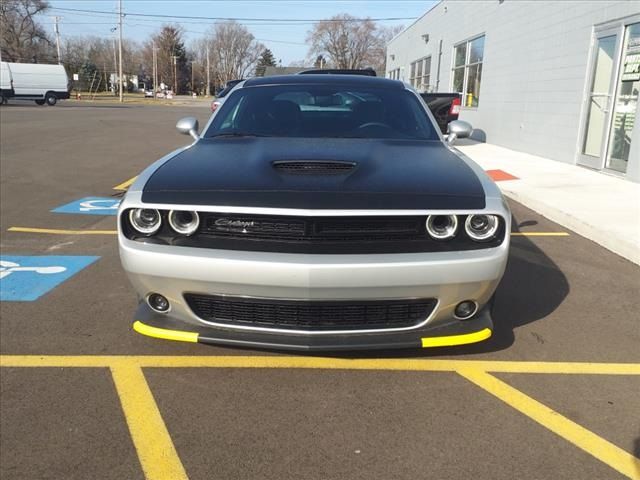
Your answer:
[142,138,485,209]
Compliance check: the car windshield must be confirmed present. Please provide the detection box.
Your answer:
[204,84,439,140]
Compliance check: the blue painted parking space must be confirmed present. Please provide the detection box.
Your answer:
[52,197,120,216]
[0,256,100,301]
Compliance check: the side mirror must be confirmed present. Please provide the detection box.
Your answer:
[446,120,473,145]
[176,116,199,140]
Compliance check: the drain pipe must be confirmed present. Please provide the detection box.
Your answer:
[436,38,442,92]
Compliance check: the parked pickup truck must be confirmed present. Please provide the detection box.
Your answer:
[421,93,461,134]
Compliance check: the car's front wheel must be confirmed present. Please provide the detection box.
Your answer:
[35,99,45,105]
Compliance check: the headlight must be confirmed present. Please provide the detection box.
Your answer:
[168,210,200,236]
[129,208,161,235]
[426,215,458,240]
[465,214,499,241]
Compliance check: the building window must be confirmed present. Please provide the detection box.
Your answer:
[452,35,484,107]
[388,68,401,80]
[409,57,432,91]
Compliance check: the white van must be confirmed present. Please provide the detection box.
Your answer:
[4,62,70,106]
[0,62,14,104]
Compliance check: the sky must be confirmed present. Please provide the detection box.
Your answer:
[45,0,436,65]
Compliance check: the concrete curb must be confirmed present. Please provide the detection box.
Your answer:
[456,142,640,266]
[502,188,640,266]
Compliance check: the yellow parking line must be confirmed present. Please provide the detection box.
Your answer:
[458,368,640,479]
[3,356,639,480]
[111,364,188,480]
[1,356,639,375]
[8,227,118,235]
[113,176,137,191]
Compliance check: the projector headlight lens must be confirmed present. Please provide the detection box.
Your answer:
[168,210,200,236]
[129,208,161,235]
[426,215,458,240]
[465,214,499,241]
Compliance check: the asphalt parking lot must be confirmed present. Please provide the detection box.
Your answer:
[1,101,639,480]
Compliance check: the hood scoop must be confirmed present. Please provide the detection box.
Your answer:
[273,160,356,175]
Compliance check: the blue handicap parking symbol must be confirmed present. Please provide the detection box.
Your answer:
[52,196,120,216]
[0,256,100,301]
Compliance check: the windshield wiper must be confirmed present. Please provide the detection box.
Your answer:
[209,132,270,138]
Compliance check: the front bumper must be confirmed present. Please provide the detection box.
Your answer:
[120,236,508,350]
[133,302,493,351]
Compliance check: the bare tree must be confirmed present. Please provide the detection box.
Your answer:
[206,21,264,86]
[61,35,142,92]
[1,0,53,62]
[307,14,381,70]
[369,24,404,73]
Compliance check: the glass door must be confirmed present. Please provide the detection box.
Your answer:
[606,23,640,174]
[579,30,620,169]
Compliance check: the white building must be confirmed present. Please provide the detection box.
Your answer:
[386,1,640,182]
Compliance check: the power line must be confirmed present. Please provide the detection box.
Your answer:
[48,9,335,27]
[47,6,416,23]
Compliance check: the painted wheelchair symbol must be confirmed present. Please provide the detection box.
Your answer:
[52,197,120,216]
[0,260,67,280]
[78,199,120,212]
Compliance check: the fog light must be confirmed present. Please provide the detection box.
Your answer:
[148,293,170,313]
[454,300,478,320]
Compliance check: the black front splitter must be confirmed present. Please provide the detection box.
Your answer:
[133,303,493,352]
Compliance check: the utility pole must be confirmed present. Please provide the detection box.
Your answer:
[152,42,158,99]
[191,60,195,95]
[112,36,117,95]
[172,55,177,95]
[51,16,62,64]
[206,45,210,97]
[118,0,123,103]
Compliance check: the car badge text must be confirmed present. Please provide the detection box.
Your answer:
[214,218,255,233]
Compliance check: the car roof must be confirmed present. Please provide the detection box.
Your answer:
[243,74,405,89]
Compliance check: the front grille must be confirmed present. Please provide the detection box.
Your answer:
[184,294,437,332]
[273,161,355,174]
[202,214,423,243]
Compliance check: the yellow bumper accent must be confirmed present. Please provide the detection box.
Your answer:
[421,327,492,348]
[133,321,199,343]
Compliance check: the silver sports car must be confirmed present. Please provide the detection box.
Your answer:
[118,73,510,351]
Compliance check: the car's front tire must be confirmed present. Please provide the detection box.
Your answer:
[35,99,45,105]
[45,93,57,106]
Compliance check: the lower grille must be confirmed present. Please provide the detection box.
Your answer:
[184,294,437,332]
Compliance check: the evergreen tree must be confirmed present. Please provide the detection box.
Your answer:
[255,48,277,76]
[151,25,188,93]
